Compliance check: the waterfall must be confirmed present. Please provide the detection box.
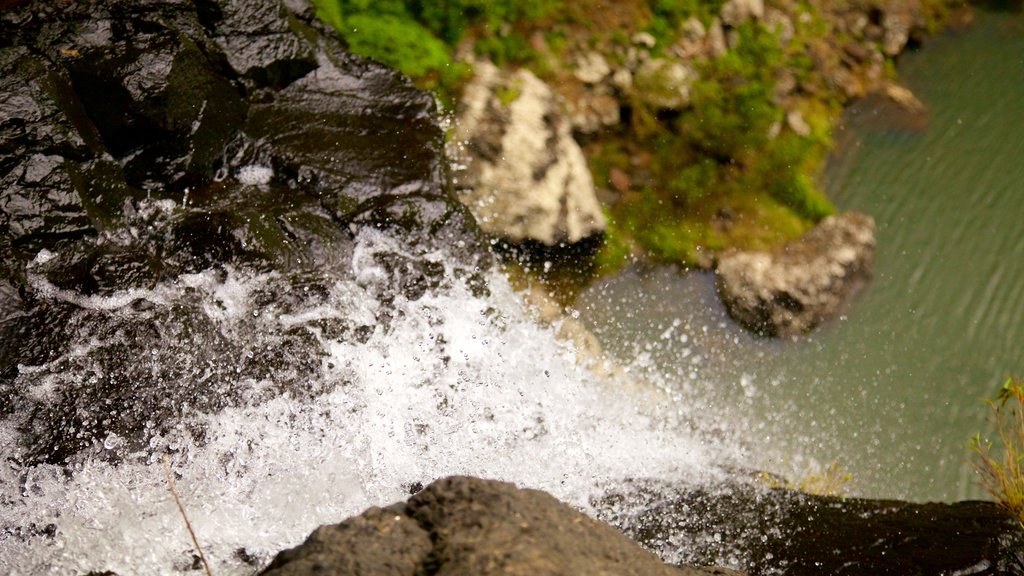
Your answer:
[0,224,733,574]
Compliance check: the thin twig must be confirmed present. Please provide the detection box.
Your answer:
[163,455,214,576]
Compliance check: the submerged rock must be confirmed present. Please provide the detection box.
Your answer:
[262,476,742,576]
[453,60,606,245]
[715,212,875,337]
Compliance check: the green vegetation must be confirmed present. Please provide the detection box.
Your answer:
[598,16,837,268]
[647,0,726,47]
[970,377,1024,528]
[310,0,561,92]
[759,461,853,497]
[310,0,960,276]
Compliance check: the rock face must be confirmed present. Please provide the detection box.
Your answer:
[262,476,741,576]
[715,213,875,337]
[0,0,486,465]
[454,60,606,245]
[598,480,1024,576]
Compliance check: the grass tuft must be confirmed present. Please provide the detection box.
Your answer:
[969,377,1024,528]
[760,460,852,497]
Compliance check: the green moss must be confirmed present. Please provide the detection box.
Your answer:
[647,0,727,48]
[343,14,452,78]
[309,0,956,283]
[495,82,522,107]
[313,0,559,95]
[668,158,717,206]
[594,211,635,275]
[681,22,784,161]
[310,0,344,30]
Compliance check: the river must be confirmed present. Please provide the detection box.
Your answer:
[576,8,1024,503]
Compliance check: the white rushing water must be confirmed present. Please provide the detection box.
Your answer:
[0,226,738,575]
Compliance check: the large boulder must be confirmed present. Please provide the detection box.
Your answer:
[715,212,875,337]
[453,60,606,245]
[262,476,742,576]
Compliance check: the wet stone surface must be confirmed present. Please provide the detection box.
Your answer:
[597,479,1024,575]
[0,0,486,466]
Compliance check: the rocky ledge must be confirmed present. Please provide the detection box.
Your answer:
[262,476,740,576]
[263,475,1024,576]
[715,212,875,337]
[599,478,1024,576]
[0,0,486,465]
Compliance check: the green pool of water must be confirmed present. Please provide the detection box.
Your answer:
[577,10,1024,502]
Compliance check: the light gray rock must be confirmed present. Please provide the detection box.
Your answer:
[634,58,696,110]
[721,0,765,26]
[573,50,611,84]
[785,109,811,137]
[707,18,728,58]
[716,212,875,337]
[674,17,708,58]
[882,11,912,55]
[611,66,634,93]
[632,31,658,48]
[454,61,605,245]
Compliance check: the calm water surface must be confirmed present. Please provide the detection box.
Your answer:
[577,11,1024,502]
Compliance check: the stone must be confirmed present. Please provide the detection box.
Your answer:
[611,67,634,93]
[881,11,912,56]
[883,82,927,115]
[598,479,1024,576]
[844,12,870,38]
[715,212,875,337]
[632,31,657,49]
[720,0,765,27]
[633,58,696,111]
[0,0,486,466]
[764,8,794,44]
[262,476,742,576]
[707,18,728,58]
[454,60,605,245]
[674,17,708,59]
[785,109,811,137]
[573,51,611,84]
[567,91,621,134]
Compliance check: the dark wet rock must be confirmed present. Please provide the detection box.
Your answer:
[0,47,104,248]
[262,476,742,576]
[0,0,487,465]
[596,479,1024,576]
[715,212,875,337]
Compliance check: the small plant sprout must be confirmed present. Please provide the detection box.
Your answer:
[969,377,1024,528]
[760,460,853,497]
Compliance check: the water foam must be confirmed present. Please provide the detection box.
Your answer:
[0,228,731,574]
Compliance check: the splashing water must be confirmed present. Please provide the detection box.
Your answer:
[0,226,734,574]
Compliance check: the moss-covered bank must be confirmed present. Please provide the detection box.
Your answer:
[310,0,966,275]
